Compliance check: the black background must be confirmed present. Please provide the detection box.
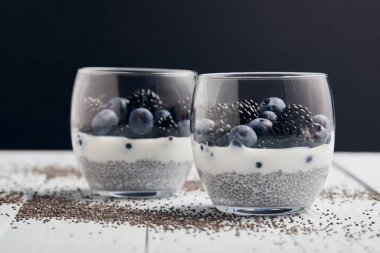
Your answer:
[1,0,380,151]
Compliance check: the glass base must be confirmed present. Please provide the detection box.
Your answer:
[94,190,174,199]
[215,205,307,216]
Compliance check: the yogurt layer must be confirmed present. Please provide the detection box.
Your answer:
[72,131,193,163]
[192,134,334,175]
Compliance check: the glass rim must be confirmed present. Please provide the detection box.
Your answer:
[198,72,327,80]
[78,67,197,76]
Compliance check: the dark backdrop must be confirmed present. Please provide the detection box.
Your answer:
[1,0,380,151]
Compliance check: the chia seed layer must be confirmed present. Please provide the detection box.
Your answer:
[198,166,329,207]
[78,157,193,192]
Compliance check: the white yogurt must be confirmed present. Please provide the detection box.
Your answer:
[72,131,193,163]
[192,134,334,175]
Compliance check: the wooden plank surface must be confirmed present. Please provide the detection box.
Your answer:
[333,152,380,193]
[0,151,379,253]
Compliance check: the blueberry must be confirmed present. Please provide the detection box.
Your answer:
[259,97,286,113]
[260,111,277,122]
[154,109,171,121]
[106,97,129,123]
[178,120,191,136]
[228,125,257,148]
[306,155,313,163]
[126,143,132,149]
[91,109,119,136]
[248,118,273,137]
[256,162,262,168]
[129,108,154,135]
[312,114,332,131]
[194,119,215,143]
[312,123,330,145]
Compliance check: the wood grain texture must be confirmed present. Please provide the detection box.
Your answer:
[0,151,379,253]
[334,152,380,193]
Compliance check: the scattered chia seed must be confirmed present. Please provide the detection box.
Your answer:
[1,165,379,242]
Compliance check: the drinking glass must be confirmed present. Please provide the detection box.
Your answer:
[191,72,335,215]
[71,67,196,198]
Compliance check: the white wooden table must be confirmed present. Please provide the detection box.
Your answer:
[0,151,379,253]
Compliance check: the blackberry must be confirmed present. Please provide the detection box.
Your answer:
[235,99,260,125]
[273,104,313,146]
[128,89,163,113]
[155,115,178,137]
[208,120,232,147]
[207,100,259,126]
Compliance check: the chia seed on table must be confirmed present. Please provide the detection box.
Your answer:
[1,165,380,242]
[78,157,193,192]
[199,166,329,207]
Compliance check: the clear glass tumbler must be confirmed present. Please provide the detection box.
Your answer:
[191,72,335,215]
[71,67,196,198]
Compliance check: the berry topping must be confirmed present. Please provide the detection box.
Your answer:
[207,100,259,126]
[208,120,232,147]
[260,111,277,122]
[155,113,178,137]
[129,108,154,135]
[91,109,118,136]
[311,123,330,145]
[128,89,162,113]
[207,103,240,126]
[259,97,286,113]
[312,114,332,131]
[154,109,171,121]
[256,162,262,168]
[273,104,314,146]
[248,118,273,137]
[105,97,129,123]
[228,125,257,148]
[126,143,132,149]
[236,100,260,125]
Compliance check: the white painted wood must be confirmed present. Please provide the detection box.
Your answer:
[334,152,380,193]
[0,151,379,253]
[146,166,380,253]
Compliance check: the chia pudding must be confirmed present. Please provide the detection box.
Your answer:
[191,96,335,215]
[73,132,193,195]
[71,68,196,198]
[192,139,334,208]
